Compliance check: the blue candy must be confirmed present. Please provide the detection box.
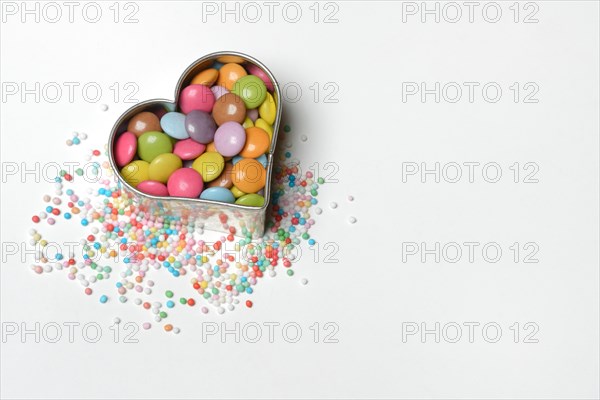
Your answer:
[160,112,189,140]
[200,187,235,203]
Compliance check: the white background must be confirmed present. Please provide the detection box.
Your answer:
[1,1,599,399]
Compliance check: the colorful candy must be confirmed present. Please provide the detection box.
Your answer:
[191,68,219,86]
[137,131,173,162]
[200,187,235,203]
[235,193,265,207]
[167,168,204,198]
[179,84,215,114]
[185,110,217,144]
[212,93,246,125]
[231,158,266,193]
[231,75,267,109]
[148,153,182,183]
[114,131,137,167]
[121,160,150,187]
[137,180,169,196]
[160,112,189,140]
[216,63,247,90]
[113,59,279,208]
[128,111,161,137]
[192,152,224,182]
[239,127,270,158]
[214,122,246,157]
[173,138,206,160]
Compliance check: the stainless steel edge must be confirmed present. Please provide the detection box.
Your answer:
[107,52,282,238]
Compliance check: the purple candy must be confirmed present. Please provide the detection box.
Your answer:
[214,121,246,157]
[247,108,259,122]
[185,110,217,144]
[211,85,229,100]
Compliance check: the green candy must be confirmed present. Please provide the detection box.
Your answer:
[231,75,267,109]
[235,193,265,207]
[137,131,173,162]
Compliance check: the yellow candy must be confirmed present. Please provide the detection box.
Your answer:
[121,160,150,188]
[192,152,225,182]
[148,153,182,183]
[230,185,246,198]
[200,281,208,289]
[258,92,276,125]
[242,117,254,129]
[191,68,219,86]
[254,118,273,141]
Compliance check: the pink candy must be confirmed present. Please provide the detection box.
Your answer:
[167,168,204,198]
[179,84,215,114]
[137,180,169,196]
[173,138,206,160]
[246,64,274,92]
[114,131,137,167]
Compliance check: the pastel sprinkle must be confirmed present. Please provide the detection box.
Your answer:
[25,124,329,333]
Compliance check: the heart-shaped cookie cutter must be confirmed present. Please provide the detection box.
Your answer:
[108,51,282,238]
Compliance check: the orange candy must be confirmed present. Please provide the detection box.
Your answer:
[230,158,266,193]
[217,63,247,90]
[239,127,270,158]
[191,68,219,86]
[217,55,246,64]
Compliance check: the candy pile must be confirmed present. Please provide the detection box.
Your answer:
[115,59,277,207]
[28,126,324,332]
